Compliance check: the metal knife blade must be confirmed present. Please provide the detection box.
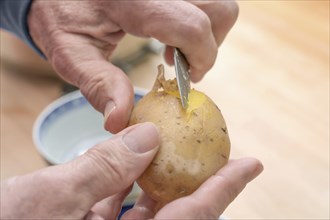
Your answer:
[174,48,191,109]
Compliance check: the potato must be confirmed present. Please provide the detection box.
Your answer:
[129,65,230,205]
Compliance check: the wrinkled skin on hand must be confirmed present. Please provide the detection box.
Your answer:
[1,123,263,219]
[1,2,264,219]
[28,0,239,133]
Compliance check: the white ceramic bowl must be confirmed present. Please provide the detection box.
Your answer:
[33,88,147,165]
[33,88,147,210]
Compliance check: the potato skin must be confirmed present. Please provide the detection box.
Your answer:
[129,66,230,204]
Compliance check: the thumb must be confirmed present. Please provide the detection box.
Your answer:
[42,34,134,133]
[62,122,159,209]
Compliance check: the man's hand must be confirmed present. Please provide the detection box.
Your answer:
[121,158,263,220]
[1,123,160,219]
[27,0,238,133]
[1,123,262,219]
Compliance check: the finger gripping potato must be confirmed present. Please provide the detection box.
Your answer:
[129,65,230,204]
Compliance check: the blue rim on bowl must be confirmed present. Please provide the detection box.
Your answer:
[33,87,147,165]
[32,87,147,215]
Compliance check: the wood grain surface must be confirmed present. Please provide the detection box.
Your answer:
[1,1,329,219]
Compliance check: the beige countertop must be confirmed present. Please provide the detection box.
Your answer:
[1,1,329,219]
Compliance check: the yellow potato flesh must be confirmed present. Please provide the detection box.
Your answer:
[129,65,230,204]
[166,89,206,117]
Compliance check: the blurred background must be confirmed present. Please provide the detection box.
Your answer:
[1,1,329,219]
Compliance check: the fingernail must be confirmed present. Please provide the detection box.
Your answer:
[104,101,116,123]
[122,122,159,153]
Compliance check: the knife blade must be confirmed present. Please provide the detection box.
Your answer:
[174,48,191,109]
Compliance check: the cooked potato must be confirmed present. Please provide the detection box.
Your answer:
[129,65,230,204]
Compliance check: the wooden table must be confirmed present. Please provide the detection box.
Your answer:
[1,1,329,219]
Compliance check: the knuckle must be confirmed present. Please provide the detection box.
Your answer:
[218,0,239,26]
[81,72,106,102]
[225,0,239,24]
[79,70,115,112]
[84,143,127,185]
[216,173,241,202]
[190,197,221,219]
[189,13,212,43]
[201,0,239,47]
